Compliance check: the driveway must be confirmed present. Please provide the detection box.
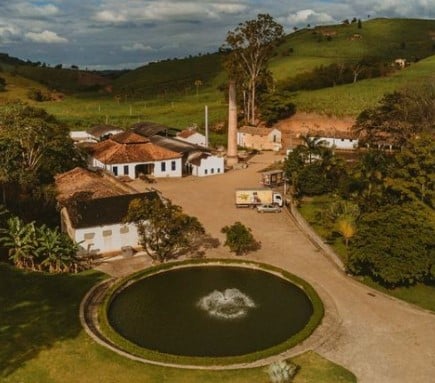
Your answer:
[130,152,435,383]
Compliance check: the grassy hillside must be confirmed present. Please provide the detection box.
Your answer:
[112,53,223,97]
[0,72,51,102]
[114,18,435,93]
[290,54,435,116]
[1,18,434,126]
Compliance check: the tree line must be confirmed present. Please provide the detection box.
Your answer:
[284,85,434,287]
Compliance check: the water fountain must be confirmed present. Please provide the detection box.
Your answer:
[197,288,256,319]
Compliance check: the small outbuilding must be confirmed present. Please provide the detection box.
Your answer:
[237,126,282,151]
[187,152,224,177]
[176,128,207,147]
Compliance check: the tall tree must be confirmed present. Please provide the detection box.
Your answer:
[0,102,85,211]
[125,197,206,263]
[222,14,284,125]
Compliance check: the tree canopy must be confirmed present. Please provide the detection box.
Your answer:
[0,102,85,191]
[125,197,208,263]
[221,14,284,125]
[348,203,435,286]
[354,85,435,148]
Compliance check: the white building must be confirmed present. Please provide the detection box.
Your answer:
[88,131,183,179]
[55,167,157,255]
[60,193,152,255]
[237,126,282,151]
[176,128,207,147]
[188,152,225,177]
[307,134,359,150]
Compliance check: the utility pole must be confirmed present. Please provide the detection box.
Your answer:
[205,105,209,148]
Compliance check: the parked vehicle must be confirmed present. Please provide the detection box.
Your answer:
[260,169,284,187]
[235,189,283,208]
[256,204,282,213]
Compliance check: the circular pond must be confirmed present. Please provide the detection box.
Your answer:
[107,265,315,357]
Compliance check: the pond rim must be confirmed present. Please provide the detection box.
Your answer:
[81,258,325,368]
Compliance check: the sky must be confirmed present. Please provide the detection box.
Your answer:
[0,0,434,70]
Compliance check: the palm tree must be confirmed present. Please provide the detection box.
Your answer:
[37,225,80,273]
[0,217,37,269]
[299,135,327,164]
[336,216,357,248]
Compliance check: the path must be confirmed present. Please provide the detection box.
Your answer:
[128,151,435,383]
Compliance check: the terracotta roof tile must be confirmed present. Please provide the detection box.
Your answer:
[89,134,181,164]
[54,167,135,203]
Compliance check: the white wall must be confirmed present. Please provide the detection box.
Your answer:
[70,131,96,142]
[75,222,139,254]
[192,155,224,177]
[268,129,282,144]
[178,133,206,147]
[311,137,358,150]
[89,157,182,178]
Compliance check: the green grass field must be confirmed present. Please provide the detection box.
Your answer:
[0,18,433,128]
[0,263,356,383]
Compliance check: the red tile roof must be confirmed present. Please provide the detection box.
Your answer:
[89,131,181,164]
[54,167,135,203]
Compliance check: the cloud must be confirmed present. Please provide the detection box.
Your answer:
[122,42,154,51]
[283,9,335,26]
[0,24,21,43]
[25,30,68,43]
[211,3,248,14]
[0,0,434,68]
[94,10,127,23]
[10,2,59,18]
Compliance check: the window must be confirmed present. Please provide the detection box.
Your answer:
[84,233,95,240]
[273,135,277,142]
[211,168,214,174]
[205,169,208,175]
[103,230,112,237]
[112,166,118,176]
[124,165,129,175]
[171,161,176,171]
[161,162,166,172]
[217,168,221,173]
[120,226,129,234]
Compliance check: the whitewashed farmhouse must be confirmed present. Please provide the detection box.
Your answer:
[55,167,157,255]
[237,126,282,151]
[88,131,183,179]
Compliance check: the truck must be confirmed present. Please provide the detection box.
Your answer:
[261,169,284,187]
[235,188,283,208]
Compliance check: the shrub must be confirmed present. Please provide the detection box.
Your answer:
[267,360,299,382]
[221,221,260,255]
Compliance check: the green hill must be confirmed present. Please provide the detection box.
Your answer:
[1,18,434,127]
[112,18,435,95]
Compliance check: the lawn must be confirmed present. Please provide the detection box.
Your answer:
[297,196,435,312]
[0,263,356,383]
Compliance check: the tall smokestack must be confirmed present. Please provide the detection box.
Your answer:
[227,80,238,167]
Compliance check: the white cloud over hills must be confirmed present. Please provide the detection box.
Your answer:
[0,0,433,69]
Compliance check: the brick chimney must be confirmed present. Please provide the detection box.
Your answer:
[226,80,238,167]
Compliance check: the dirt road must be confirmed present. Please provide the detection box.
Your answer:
[130,151,435,383]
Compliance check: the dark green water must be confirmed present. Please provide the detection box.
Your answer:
[108,266,313,357]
